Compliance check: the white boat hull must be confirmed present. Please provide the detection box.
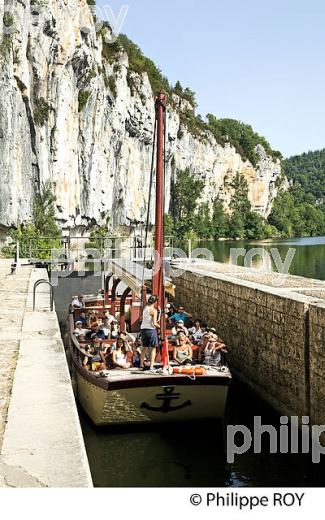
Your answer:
[76,371,229,426]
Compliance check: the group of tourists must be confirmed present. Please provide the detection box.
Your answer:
[71,294,227,373]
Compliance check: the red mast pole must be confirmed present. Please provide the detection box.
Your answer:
[153,91,167,344]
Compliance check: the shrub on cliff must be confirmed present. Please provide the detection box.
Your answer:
[206,114,282,166]
[34,97,52,126]
[117,34,170,95]
[78,90,91,111]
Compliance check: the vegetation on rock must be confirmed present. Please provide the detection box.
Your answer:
[2,181,60,259]
[34,97,52,126]
[168,169,275,240]
[78,90,91,111]
[206,115,282,166]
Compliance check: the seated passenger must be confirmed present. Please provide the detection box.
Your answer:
[104,311,118,325]
[74,321,89,337]
[90,334,103,348]
[100,318,111,339]
[91,335,107,367]
[82,346,92,370]
[169,306,192,325]
[71,294,85,310]
[90,323,106,340]
[171,320,189,338]
[78,311,89,327]
[132,339,142,368]
[110,321,120,339]
[78,333,86,344]
[82,342,106,371]
[118,331,133,352]
[112,338,131,369]
[196,332,210,362]
[188,319,203,341]
[173,331,193,365]
[202,336,226,367]
[88,311,98,327]
[166,302,176,319]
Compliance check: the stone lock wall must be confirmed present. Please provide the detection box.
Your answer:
[309,303,325,427]
[175,267,324,422]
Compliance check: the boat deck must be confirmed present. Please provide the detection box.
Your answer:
[90,364,231,384]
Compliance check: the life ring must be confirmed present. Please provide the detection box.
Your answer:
[172,366,206,376]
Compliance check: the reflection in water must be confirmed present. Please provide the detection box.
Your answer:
[182,236,325,281]
[80,380,325,487]
[81,414,228,487]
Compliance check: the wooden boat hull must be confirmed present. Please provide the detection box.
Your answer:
[75,368,230,426]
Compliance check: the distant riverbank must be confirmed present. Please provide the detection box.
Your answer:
[178,236,325,281]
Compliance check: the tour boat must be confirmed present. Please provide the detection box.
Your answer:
[68,92,231,426]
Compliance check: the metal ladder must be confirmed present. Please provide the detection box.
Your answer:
[33,279,54,312]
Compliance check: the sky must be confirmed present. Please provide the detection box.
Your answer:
[96,0,325,158]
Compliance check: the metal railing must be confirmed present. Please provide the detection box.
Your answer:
[10,235,177,264]
[33,279,54,312]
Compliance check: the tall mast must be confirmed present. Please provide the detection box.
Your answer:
[153,91,167,338]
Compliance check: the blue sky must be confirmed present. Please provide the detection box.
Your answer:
[96,0,325,157]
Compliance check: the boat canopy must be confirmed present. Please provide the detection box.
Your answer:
[109,259,175,298]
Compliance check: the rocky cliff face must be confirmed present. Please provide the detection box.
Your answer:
[0,0,282,236]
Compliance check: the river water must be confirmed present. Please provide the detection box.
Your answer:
[73,236,325,487]
[80,381,325,487]
[183,235,325,281]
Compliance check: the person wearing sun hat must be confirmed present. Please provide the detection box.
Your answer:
[74,321,88,337]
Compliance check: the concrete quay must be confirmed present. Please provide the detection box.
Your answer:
[0,261,92,487]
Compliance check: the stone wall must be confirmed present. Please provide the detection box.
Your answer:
[309,303,325,427]
[175,267,324,422]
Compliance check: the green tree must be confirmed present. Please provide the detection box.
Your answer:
[34,181,60,237]
[245,212,267,239]
[195,202,214,238]
[174,81,183,96]
[164,214,174,237]
[228,211,245,239]
[2,181,60,259]
[229,173,252,215]
[283,148,325,201]
[268,190,296,237]
[211,199,229,238]
[170,168,205,237]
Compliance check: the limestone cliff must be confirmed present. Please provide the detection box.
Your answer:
[0,0,282,236]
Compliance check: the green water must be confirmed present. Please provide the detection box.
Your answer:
[182,235,325,280]
[80,381,325,487]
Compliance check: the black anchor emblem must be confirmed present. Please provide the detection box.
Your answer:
[141,386,192,414]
